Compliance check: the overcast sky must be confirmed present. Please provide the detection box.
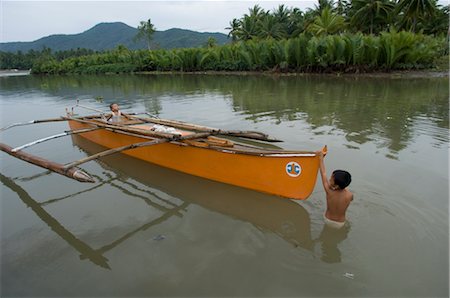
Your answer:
[1,1,317,42]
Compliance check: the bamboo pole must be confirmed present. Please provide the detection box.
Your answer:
[11,127,101,152]
[63,116,177,140]
[0,118,67,132]
[63,131,212,170]
[0,143,94,183]
[63,138,168,169]
[0,113,144,132]
[128,114,282,142]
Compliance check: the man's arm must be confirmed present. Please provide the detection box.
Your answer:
[316,151,330,192]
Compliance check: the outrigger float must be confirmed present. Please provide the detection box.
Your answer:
[0,103,326,200]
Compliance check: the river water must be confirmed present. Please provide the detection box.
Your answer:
[0,73,448,297]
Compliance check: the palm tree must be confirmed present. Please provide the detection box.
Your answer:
[396,0,437,32]
[335,0,350,16]
[273,4,291,35]
[226,18,241,42]
[135,19,156,50]
[313,0,334,15]
[246,4,265,20]
[258,14,286,40]
[273,4,290,23]
[350,0,395,34]
[287,8,307,37]
[205,37,217,48]
[421,4,449,35]
[307,7,346,35]
[229,5,267,41]
[238,16,260,40]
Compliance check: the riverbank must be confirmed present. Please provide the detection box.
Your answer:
[134,69,449,79]
[2,66,447,80]
[134,55,449,79]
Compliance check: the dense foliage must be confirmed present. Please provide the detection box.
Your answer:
[1,48,96,70]
[226,0,449,40]
[3,0,448,73]
[30,31,445,74]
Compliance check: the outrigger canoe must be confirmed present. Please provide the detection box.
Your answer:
[0,104,326,200]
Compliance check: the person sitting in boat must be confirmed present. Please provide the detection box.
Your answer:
[316,151,353,229]
[106,103,129,123]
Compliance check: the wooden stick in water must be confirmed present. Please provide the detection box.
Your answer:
[63,131,213,170]
[0,143,94,183]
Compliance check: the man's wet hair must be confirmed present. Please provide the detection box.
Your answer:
[332,170,351,189]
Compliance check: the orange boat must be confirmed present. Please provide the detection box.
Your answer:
[67,113,326,200]
[0,108,326,200]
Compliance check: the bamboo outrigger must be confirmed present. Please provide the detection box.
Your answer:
[0,104,327,200]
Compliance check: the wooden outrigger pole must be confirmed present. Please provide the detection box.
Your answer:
[62,131,213,170]
[0,118,67,132]
[0,112,143,132]
[0,143,95,183]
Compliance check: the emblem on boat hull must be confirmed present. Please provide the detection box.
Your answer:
[286,162,301,177]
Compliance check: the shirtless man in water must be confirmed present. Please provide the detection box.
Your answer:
[316,151,353,228]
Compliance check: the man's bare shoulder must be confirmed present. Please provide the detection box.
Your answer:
[343,189,353,203]
[327,189,352,203]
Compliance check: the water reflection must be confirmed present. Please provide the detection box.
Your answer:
[316,224,350,263]
[0,171,189,270]
[227,76,448,154]
[1,173,110,269]
[1,74,447,156]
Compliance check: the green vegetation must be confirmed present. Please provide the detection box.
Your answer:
[226,0,448,39]
[5,0,450,74]
[30,31,445,74]
[0,48,96,70]
[135,19,156,50]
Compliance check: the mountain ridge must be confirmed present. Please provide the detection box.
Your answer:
[0,22,230,52]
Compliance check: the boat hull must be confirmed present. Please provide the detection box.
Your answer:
[68,120,320,200]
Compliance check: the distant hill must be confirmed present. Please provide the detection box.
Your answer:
[0,22,230,52]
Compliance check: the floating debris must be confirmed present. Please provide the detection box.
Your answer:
[152,234,166,241]
[343,273,354,279]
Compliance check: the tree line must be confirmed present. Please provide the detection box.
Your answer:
[0,48,97,70]
[30,31,446,74]
[2,0,448,73]
[226,0,448,40]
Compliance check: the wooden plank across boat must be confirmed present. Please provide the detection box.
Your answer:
[0,108,327,200]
